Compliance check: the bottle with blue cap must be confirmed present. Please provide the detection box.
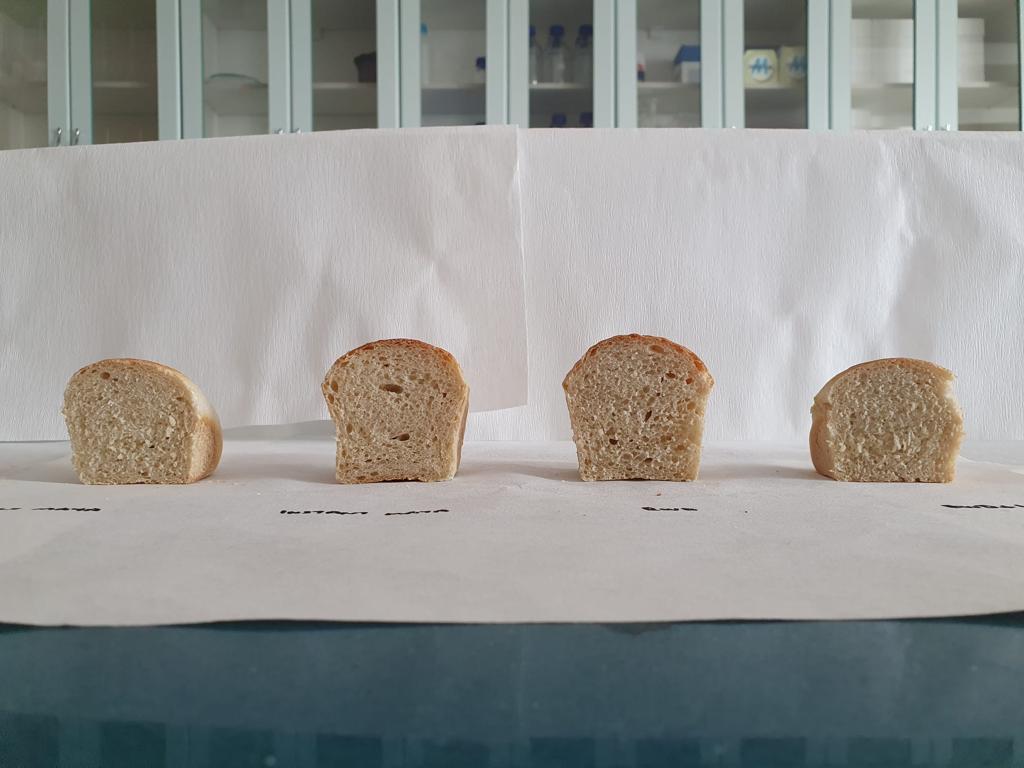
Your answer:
[545,24,567,83]
[528,25,540,84]
[420,22,430,85]
[550,112,567,128]
[573,24,592,85]
[474,56,486,84]
[674,44,700,84]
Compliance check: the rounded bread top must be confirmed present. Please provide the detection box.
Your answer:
[563,333,713,390]
[812,357,956,409]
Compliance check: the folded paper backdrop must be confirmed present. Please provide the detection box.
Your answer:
[3,128,1024,442]
[467,129,1024,443]
[0,126,527,440]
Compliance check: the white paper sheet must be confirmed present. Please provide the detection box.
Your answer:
[0,127,526,440]
[468,130,1024,443]
[1,439,1022,626]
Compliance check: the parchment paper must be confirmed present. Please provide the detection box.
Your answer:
[0,127,526,439]
[1,438,1021,626]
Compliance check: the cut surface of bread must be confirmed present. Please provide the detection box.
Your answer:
[62,359,222,485]
[322,339,469,483]
[810,358,964,482]
[563,334,714,481]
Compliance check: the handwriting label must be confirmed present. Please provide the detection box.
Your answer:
[1,506,101,511]
[942,503,1024,509]
[385,509,449,516]
[641,506,698,512]
[280,509,367,516]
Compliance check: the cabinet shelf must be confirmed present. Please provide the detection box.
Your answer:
[745,84,807,109]
[424,83,484,115]
[94,81,157,115]
[530,83,592,118]
[204,77,268,116]
[959,81,1019,109]
[313,81,376,116]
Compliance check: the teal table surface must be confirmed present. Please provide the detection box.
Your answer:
[2,617,1024,767]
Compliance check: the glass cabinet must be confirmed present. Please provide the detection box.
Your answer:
[742,0,807,128]
[633,0,702,128]
[957,0,1020,130]
[0,1,48,149]
[528,0,595,128]
[421,0,487,126]
[2,0,1023,150]
[310,0,380,131]
[197,0,270,137]
[90,0,159,145]
[847,0,916,130]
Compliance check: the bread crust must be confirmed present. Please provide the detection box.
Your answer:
[64,358,222,483]
[563,334,714,391]
[322,339,469,483]
[809,357,961,482]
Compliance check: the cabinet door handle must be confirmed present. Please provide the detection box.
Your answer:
[53,127,62,146]
[71,128,80,146]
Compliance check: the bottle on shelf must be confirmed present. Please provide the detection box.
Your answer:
[421,22,430,85]
[637,52,647,82]
[579,111,593,128]
[474,56,486,84]
[529,25,541,85]
[550,112,567,128]
[573,24,592,85]
[545,24,567,84]
[674,45,700,84]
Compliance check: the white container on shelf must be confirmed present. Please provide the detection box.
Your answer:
[851,18,913,84]
[673,45,700,85]
[957,18,984,83]
[778,46,806,86]
[744,49,778,87]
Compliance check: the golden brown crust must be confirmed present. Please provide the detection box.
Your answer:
[189,414,224,482]
[808,405,834,479]
[563,334,714,390]
[328,338,462,375]
[812,358,954,408]
[809,357,960,482]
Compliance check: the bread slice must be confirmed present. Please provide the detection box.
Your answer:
[810,358,965,482]
[62,358,222,485]
[322,339,470,483]
[562,334,714,481]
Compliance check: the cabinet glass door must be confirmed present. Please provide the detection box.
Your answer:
[530,0,594,128]
[90,0,158,144]
[636,0,700,127]
[422,0,486,126]
[202,0,269,137]
[957,0,1019,130]
[0,1,48,149]
[850,0,914,129]
[312,0,378,130]
[743,0,807,128]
